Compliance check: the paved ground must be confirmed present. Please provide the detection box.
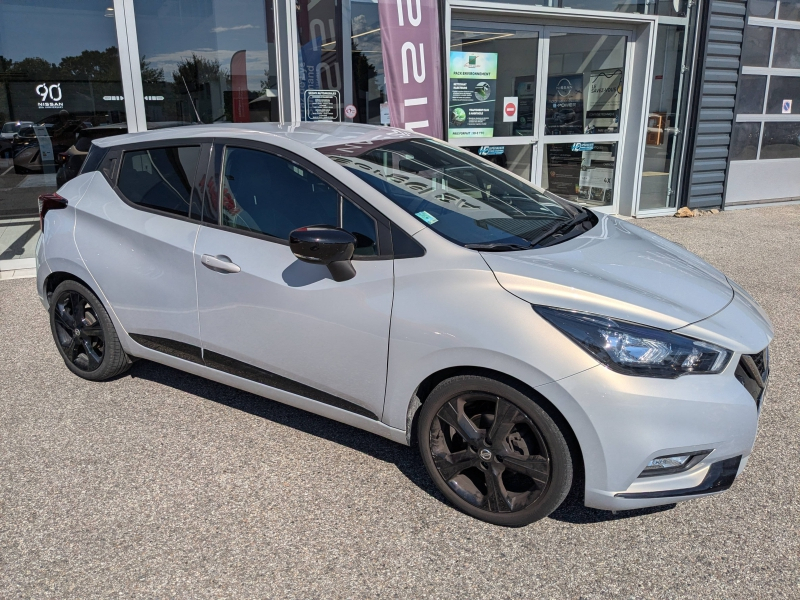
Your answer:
[1,205,798,598]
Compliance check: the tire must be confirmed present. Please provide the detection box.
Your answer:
[49,280,131,381]
[418,375,572,527]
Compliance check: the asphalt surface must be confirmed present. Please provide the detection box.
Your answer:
[1,205,798,598]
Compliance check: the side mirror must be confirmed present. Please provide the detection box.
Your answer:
[289,225,357,282]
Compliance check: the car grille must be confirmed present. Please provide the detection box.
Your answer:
[735,347,770,408]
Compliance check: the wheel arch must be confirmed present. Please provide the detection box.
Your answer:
[405,366,586,490]
[44,271,98,305]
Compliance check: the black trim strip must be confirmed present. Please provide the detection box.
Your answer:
[616,456,741,499]
[130,334,378,421]
[131,334,204,365]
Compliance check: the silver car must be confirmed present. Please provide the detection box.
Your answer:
[35,123,772,526]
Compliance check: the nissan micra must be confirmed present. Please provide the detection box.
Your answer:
[36,123,772,526]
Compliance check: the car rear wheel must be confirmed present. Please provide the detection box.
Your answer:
[49,280,130,381]
[418,375,572,526]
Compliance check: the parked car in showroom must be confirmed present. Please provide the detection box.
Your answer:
[56,124,128,187]
[35,123,772,526]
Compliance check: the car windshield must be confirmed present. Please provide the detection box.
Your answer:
[319,138,586,248]
[2,122,21,134]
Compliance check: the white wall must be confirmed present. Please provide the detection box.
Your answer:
[725,158,800,204]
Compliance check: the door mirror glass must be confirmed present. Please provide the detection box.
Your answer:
[289,226,357,281]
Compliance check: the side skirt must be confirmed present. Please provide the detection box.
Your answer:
[130,333,381,422]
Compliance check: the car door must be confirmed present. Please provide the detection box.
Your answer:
[75,141,210,355]
[193,140,394,420]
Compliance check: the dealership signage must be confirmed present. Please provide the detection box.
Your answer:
[585,69,622,133]
[545,74,583,134]
[36,83,63,109]
[448,51,498,138]
[378,0,443,137]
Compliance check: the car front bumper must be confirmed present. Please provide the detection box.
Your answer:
[535,349,767,511]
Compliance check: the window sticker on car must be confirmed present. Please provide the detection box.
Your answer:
[415,210,438,225]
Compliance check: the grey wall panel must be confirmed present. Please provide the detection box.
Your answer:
[682,0,747,209]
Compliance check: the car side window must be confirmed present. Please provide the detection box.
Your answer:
[342,198,378,256]
[117,146,200,217]
[221,146,339,239]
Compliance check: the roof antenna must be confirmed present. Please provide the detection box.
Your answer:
[181,74,203,124]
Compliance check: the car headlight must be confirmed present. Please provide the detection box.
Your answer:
[534,306,731,378]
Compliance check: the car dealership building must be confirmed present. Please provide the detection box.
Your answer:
[1,0,799,267]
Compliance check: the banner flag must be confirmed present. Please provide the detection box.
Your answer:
[378,0,443,137]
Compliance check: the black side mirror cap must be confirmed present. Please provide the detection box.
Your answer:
[289,225,357,282]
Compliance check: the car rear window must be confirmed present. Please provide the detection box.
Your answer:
[80,144,107,175]
[117,146,200,217]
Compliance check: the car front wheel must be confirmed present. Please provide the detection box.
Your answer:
[418,375,573,526]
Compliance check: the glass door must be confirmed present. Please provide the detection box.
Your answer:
[448,23,542,183]
[536,27,631,213]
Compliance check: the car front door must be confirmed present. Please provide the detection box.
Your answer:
[193,141,394,420]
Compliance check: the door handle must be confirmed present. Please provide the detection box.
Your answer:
[201,254,241,273]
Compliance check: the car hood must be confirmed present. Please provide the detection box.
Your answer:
[481,214,733,331]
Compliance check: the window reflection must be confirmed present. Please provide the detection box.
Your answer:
[133,0,280,127]
[0,0,127,260]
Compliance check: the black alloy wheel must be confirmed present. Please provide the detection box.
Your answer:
[49,280,130,381]
[53,289,105,372]
[418,376,572,526]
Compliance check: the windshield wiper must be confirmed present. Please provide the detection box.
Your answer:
[527,211,592,248]
[465,242,534,251]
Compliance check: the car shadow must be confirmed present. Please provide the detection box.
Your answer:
[125,359,677,526]
[125,358,445,501]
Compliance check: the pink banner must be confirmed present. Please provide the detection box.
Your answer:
[230,50,250,123]
[378,0,443,138]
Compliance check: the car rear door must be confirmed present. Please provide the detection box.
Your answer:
[193,139,394,420]
[75,141,210,357]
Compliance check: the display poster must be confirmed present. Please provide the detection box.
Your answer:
[33,125,55,174]
[544,74,584,135]
[546,144,582,198]
[378,0,443,137]
[512,76,536,135]
[448,51,498,138]
[578,144,616,205]
[304,90,341,122]
[585,69,623,133]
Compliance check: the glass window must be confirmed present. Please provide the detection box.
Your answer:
[729,122,761,161]
[760,122,800,159]
[651,0,689,17]
[773,29,800,69]
[132,0,280,127]
[545,33,627,135]
[737,75,767,114]
[449,26,539,138]
[778,1,800,21]
[766,77,800,113]
[117,147,201,216]
[221,147,339,239]
[741,26,773,68]
[321,138,579,248]
[296,0,346,123]
[342,199,378,256]
[350,0,386,125]
[749,0,777,18]
[641,24,688,210]
[559,1,645,13]
[0,0,128,261]
[542,142,617,206]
